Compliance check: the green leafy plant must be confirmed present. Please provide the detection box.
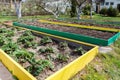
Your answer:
[56,53,69,62]
[0,28,14,37]
[6,31,14,37]
[0,28,8,33]
[39,47,54,54]
[13,49,35,63]
[100,7,107,16]
[2,42,19,54]
[58,41,68,50]
[40,36,53,45]
[107,6,119,17]
[22,30,33,36]
[73,47,86,55]
[26,59,54,76]
[17,30,37,48]
[0,36,5,46]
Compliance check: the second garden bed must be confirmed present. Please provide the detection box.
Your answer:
[13,21,120,46]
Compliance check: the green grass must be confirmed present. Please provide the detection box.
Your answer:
[0,14,120,22]
[92,14,120,22]
[0,16,17,22]
[71,38,120,80]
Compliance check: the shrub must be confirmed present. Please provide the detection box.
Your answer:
[117,4,120,12]
[82,5,91,15]
[100,7,107,16]
[107,6,119,17]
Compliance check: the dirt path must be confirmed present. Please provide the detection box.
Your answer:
[0,62,14,80]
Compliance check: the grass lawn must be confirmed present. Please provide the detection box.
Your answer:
[92,14,120,22]
[1,14,120,22]
[0,16,17,22]
[70,38,120,80]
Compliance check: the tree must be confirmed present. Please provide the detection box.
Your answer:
[73,0,87,20]
[37,0,69,18]
[90,0,93,19]
[70,0,77,17]
[13,0,26,18]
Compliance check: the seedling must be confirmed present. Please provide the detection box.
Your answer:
[0,28,8,33]
[39,47,54,54]
[13,49,35,63]
[2,42,19,54]
[26,59,54,76]
[58,41,68,50]
[0,36,5,46]
[17,30,37,48]
[56,53,69,62]
[40,36,53,45]
[73,47,86,55]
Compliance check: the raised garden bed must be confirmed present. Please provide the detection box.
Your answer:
[13,21,120,46]
[39,20,120,32]
[0,24,98,80]
[50,18,120,29]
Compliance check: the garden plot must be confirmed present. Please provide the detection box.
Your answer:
[13,21,120,46]
[48,18,120,29]
[39,19,120,32]
[0,24,98,80]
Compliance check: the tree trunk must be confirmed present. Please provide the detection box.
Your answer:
[18,1,22,18]
[77,6,81,20]
[90,5,92,19]
[14,0,22,18]
[90,0,92,19]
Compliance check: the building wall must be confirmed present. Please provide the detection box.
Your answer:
[100,0,120,9]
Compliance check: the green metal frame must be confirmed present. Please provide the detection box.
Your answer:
[13,22,120,46]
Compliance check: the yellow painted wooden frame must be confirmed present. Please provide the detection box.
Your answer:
[1,23,98,80]
[39,20,120,32]
[0,49,37,80]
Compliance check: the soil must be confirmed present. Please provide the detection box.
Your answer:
[0,24,92,80]
[48,19,120,29]
[0,62,14,80]
[22,21,116,40]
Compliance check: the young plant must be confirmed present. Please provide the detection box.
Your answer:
[26,59,54,76]
[0,28,14,37]
[73,47,86,55]
[17,30,37,48]
[0,36,5,46]
[58,41,68,50]
[22,30,33,36]
[5,30,14,37]
[0,28,8,33]
[13,49,35,63]
[45,47,54,53]
[40,36,53,45]
[39,47,54,54]
[56,53,69,62]
[2,42,19,54]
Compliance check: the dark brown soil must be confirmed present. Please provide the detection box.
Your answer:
[0,62,14,80]
[48,19,120,29]
[22,21,116,40]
